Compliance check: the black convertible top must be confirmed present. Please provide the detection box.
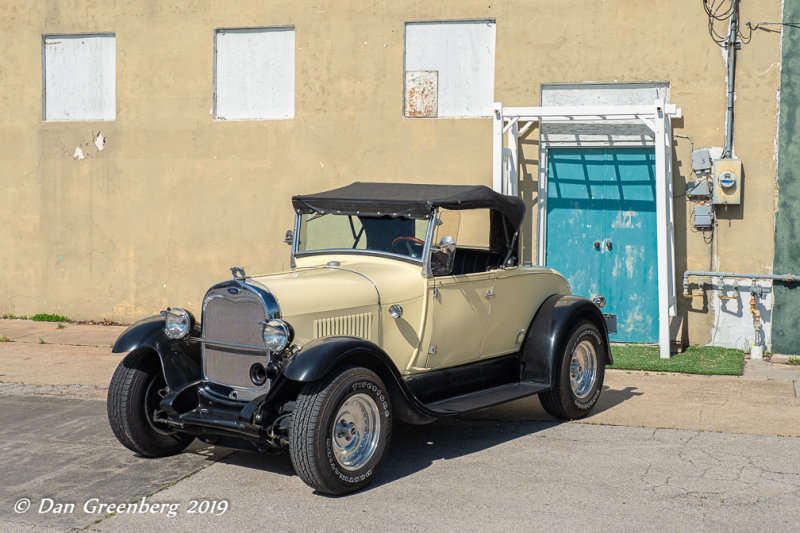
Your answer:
[292,182,525,232]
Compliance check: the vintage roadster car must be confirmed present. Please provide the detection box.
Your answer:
[107,182,610,494]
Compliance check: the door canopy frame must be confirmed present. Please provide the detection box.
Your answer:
[491,101,682,359]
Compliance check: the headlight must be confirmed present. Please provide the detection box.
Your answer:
[163,307,193,340]
[262,319,292,352]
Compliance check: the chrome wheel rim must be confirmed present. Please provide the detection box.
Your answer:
[569,339,598,399]
[332,393,380,471]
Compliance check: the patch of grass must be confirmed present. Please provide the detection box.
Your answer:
[0,336,12,342]
[609,344,744,376]
[38,338,46,344]
[2,314,28,320]
[56,323,66,329]
[787,356,800,366]
[31,313,71,323]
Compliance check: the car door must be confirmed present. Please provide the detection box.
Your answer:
[423,272,493,369]
[422,208,494,370]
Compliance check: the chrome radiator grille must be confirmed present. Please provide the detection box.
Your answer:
[202,289,268,393]
[314,313,373,340]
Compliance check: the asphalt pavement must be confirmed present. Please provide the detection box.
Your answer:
[1,319,799,532]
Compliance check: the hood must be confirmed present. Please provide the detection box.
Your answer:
[251,266,379,319]
[250,258,425,319]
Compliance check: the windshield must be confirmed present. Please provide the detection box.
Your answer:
[297,213,430,260]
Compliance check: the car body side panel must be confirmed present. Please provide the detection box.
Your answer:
[482,267,571,358]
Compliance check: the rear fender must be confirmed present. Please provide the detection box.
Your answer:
[520,295,612,387]
[113,315,202,392]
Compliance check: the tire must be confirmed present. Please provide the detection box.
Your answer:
[539,320,606,420]
[107,348,194,457]
[289,366,392,495]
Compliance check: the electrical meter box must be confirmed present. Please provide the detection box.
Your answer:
[712,158,742,205]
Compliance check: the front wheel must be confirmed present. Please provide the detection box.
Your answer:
[107,348,194,457]
[289,366,392,495]
[539,321,606,420]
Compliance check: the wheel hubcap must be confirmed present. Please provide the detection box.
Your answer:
[569,339,598,399]
[331,393,380,471]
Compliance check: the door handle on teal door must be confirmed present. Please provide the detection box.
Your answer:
[606,240,613,250]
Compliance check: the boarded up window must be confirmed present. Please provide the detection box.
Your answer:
[214,27,295,120]
[43,34,116,121]
[404,21,495,118]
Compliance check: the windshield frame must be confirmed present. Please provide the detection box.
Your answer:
[290,212,436,271]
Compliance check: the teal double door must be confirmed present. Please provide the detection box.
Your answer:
[545,147,658,343]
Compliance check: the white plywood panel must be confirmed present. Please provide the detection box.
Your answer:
[540,82,669,145]
[405,21,495,118]
[541,82,669,107]
[43,34,116,121]
[215,27,295,120]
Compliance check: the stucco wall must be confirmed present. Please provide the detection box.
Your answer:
[0,0,784,351]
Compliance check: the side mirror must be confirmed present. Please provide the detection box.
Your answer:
[284,230,294,246]
[430,236,456,276]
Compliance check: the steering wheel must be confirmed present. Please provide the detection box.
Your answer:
[391,236,425,257]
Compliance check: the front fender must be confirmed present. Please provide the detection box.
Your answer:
[113,315,202,392]
[521,295,612,387]
[283,336,399,382]
[283,336,436,424]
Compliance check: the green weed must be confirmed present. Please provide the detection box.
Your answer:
[31,313,71,323]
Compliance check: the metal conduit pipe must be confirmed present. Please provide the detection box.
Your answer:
[722,0,739,158]
[683,270,798,359]
[682,270,800,296]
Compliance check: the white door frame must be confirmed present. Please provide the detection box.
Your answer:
[491,101,681,359]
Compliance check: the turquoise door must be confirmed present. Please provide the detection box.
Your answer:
[545,147,658,343]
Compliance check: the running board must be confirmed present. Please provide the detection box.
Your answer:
[425,381,550,415]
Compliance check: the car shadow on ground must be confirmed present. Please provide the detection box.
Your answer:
[208,384,642,492]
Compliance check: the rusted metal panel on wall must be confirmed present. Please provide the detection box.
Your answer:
[404,71,438,117]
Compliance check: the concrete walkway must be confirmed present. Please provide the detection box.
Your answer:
[1,319,799,436]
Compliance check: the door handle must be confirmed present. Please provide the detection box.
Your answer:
[606,240,613,250]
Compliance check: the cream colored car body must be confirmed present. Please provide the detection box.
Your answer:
[253,253,570,376]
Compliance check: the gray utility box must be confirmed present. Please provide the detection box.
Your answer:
[693,204,713,228]
[691,149,712,175]
[686,180,712,198]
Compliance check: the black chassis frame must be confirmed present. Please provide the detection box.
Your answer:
[113,294,611,453]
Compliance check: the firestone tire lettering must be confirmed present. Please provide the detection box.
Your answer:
[289,366,392,495]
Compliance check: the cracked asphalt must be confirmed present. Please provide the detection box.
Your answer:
[2,393,798,532]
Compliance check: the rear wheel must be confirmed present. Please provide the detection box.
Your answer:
[539,321,605,419]
[107,348,194,457]
[289,366,392,495]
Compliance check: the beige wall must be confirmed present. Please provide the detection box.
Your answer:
[0,1,782,347]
